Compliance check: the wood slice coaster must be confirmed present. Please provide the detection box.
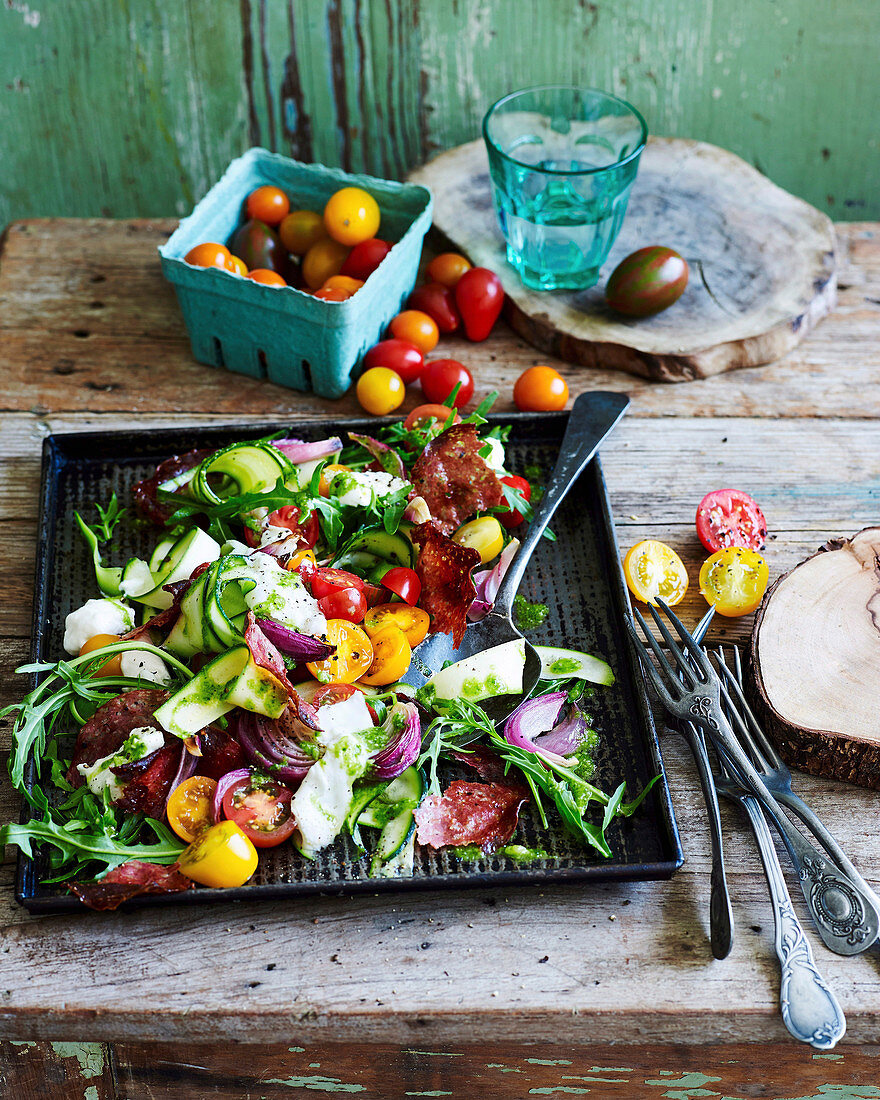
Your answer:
[749,529,880,790]
[409,137,837,382]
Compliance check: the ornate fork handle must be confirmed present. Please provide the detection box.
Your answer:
[689,695,880,956]
[724,787,845,1048]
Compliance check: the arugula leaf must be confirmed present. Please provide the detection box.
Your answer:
[81,492,127,543]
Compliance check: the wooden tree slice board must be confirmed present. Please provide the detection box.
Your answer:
[409,137,837,382]
[749,529,880,790]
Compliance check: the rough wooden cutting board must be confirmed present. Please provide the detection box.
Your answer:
[409,137,837,382]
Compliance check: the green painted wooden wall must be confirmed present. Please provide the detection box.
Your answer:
[1,0,877,229]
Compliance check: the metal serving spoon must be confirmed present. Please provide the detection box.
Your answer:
[401,390,630,723]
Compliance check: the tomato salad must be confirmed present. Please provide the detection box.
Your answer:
[0,399,657,908]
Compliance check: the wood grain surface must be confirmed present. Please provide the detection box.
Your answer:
[1,220,880,1080]
[409,137,838,381]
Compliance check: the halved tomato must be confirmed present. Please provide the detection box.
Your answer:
[310,567,365,600]
[623,540,689,606]
[699,547,769,617]
[358,623,412,686]
[364,603,430,648]
[306,619,373,684]
[696,489,767,553]
[379,566,421,606]
[220,773,297,848]
[166,775,217,843]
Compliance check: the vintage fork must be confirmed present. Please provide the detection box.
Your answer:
[715,647,880,917]
[713,654,846,1049]
[625,599,880,956]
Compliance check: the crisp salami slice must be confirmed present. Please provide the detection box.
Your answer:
[411,522,480,648]
[414,780,527,851]
[68,861,193,910]
[66,689,169,787]
[243,613,321,731]
[114,743,182,818]
[195,725,248,780]
[133,449,210,526]
[448,745,507,781]
[409,424,506,535]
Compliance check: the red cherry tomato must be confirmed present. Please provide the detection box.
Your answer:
[403,404,461,432]
[496,474,532,529]
[310,567,365,601]
[318,586,367,623]
[220,774,297,848]
[455,267,504,341]
[268,506,319,548]
[420,359,474,407]
[695,489,768,553]
[362,339,425,384]
[340,238,392,281]
[380,566,421,606]
[407,283,461,333]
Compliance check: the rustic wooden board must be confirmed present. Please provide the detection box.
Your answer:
[1,219,880,1058]
[409,137,838,381]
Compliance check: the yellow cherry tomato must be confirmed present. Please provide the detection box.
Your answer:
[228,255,248,277]
[389,310,439,354]
[306,619,374,684]
[285,547,317,573]
[363,603,430,648]
[302,237,351,290]
[452,516,505,565]
[279,209,327,255]
[427,252,472,288]
[356,367,405,416]
[623,539,689,606]
[699,547,769,617]
[322,275,364,294]
[324,187,381,246]
[78,633,124,678]
[166,776,217,844]
[318,463,350,497]
[176,820,258,888]
[359,623,412,686]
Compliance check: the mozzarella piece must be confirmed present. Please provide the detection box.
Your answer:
[77,726,166,800]
[316,692,375,739]
[290,733,370,859]
[330,470,410,509]
[120,650,172,685]
[233,554,327,637]
[481,436,506,472]
[63,598,134,655]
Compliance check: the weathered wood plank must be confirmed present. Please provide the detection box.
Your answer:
[0,1040,113,1099]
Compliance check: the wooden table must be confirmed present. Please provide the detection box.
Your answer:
[1,219,879,1099]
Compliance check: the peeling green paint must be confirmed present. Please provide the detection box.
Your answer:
[289,1046,306,1053]
[645,1073,723,1088]
[813,1054,845,1060]
[264,1076,365,1093]
[528,1059,573,1066]
[781,1090,880,1100]
[487,1064,524,1073]
[404,1050,465,1057]
[529,1088,592,1097]
[50,1042,106,1080]
[404,1093,454,1097]
[562,1077,631,1084]
[591,1067,634,1073]
[84,1088,99,1100]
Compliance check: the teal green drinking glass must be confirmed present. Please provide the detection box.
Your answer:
[483,86,647,291]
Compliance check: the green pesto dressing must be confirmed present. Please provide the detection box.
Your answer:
[513,595,549,631]
[549,656,581,675]
[451,844,550,863]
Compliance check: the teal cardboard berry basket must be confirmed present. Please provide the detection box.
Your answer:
[158,148,433,399]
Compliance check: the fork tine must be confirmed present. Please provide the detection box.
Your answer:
[624,613,678,711]
[656,598,713,681]
[714,651,771,770]
[730,646,786,768]
[631,605,682,688]
[646,603,699,688]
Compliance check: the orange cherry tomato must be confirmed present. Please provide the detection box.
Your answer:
[166,776,218,843]
[358,623,412,686]
[79,633,124,678]
[323,187,381,246]
[427,252,472,288]
[389,310,439,354]
[245,185,290,226]
[319,463,351,497]
[513,365,569,412]
[403,404,460,432]
[322,275,364,294]
[363,604,430,648]
[306,620,374,684]
[247,268,287,287]
[228,255,248,277]
[356,367,405,416]
[184,242,234,272]
[279,209,326,255]
[302,238,351,290]
[285,547,317,573]
[313,286,353,301]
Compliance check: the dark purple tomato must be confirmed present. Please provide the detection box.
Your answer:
[229,219,294,281]
[604,246,689,317]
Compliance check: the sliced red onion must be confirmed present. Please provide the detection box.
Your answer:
[348,433,407,479]
[369,701,421,780]
[403,495,431,525]
[234,710,317,783]
[503,691,586,768]
[255,618,333,659]
[468,538,520,621]
[167,741,199,796]
[256,532,303,560]
[272,437,342,464]
[211,767,252,824]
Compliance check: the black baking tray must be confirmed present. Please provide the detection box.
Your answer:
[16,412,682,912]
